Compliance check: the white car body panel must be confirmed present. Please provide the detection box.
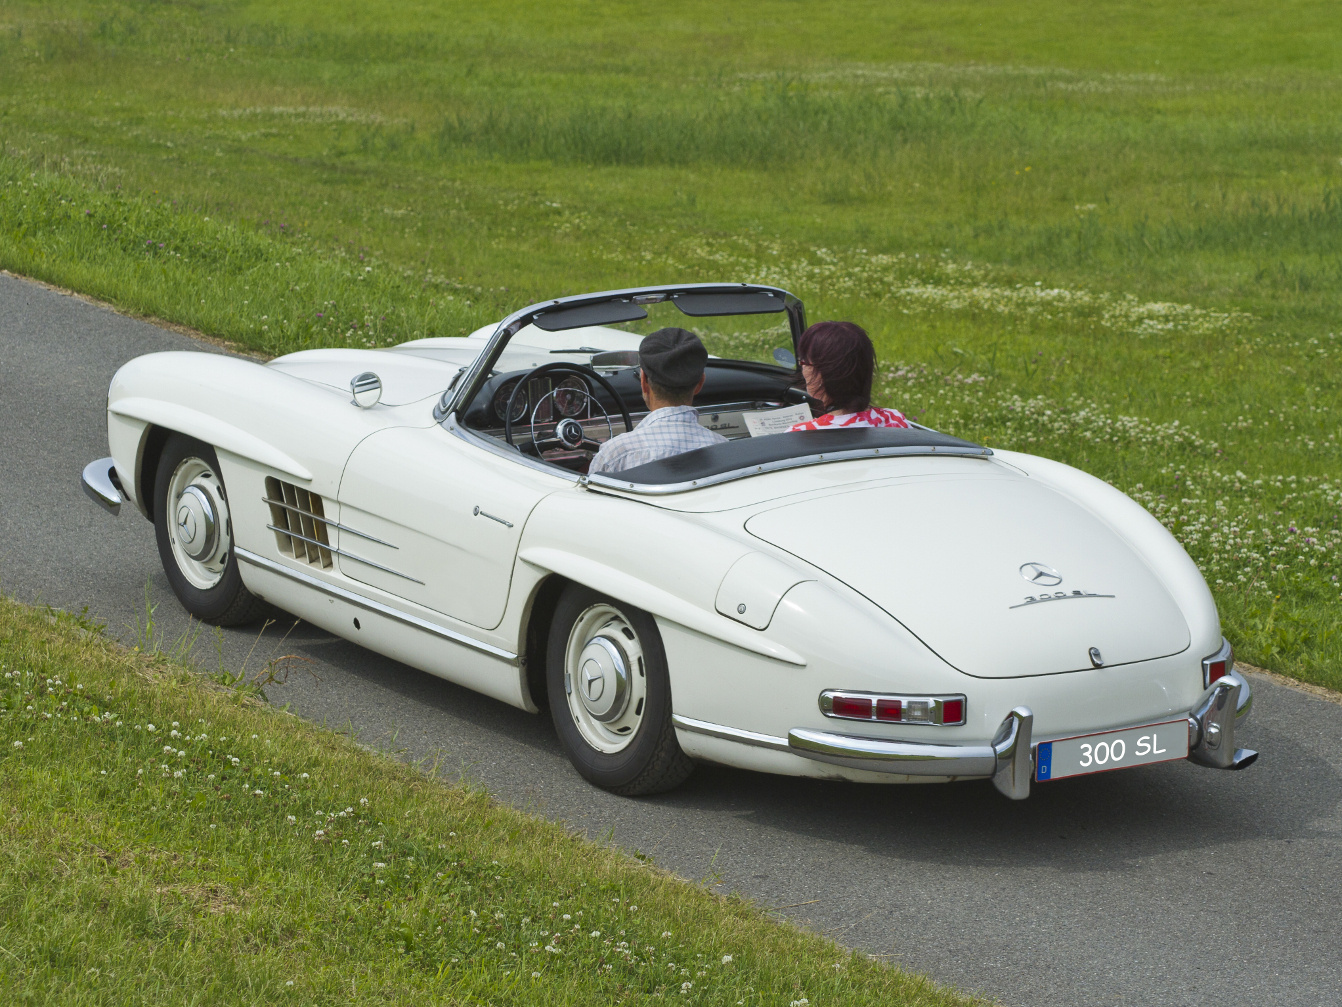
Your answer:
[89,284,1251,794]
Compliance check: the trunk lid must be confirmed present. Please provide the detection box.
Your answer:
[745,470,1190,678]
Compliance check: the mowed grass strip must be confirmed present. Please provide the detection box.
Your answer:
[0,597,977,1006]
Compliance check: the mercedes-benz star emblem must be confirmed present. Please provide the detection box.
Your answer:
[1019,562,1063,587]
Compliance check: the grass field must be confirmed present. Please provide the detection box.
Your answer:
[0,598,978,1005]
[1,0,1339,686]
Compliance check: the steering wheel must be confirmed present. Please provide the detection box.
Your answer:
[503,362,634,456]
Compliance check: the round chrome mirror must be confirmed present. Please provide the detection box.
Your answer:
[350,371,382,408]
[773,347,796,368]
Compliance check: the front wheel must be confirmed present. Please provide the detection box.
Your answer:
[547,584,694,795]
[153,434,266,626]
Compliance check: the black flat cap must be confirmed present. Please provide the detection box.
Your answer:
[639,327,708,388]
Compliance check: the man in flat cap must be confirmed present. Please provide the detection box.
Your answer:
[589,327,726,475]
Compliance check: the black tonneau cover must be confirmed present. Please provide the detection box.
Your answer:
[599,426,991,489]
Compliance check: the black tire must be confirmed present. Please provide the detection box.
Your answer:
[547,584,694,796]
[153,433,266,627]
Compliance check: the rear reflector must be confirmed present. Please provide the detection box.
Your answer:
[820,691,966,726]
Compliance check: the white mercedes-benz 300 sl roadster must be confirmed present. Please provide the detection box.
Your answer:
[82,283,1256,797]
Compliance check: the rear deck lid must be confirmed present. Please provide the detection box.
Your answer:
[745,472,1190,678]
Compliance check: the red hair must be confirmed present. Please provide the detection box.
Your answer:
[796,321,876,414]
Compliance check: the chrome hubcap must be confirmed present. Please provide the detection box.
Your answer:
[165,457,231,590]
[175,485,218,561]
[564,604,647,754]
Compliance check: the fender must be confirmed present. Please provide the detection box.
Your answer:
[110,397,313,482]
[517,546,806,667]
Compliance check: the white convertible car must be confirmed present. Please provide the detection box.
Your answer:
[82,283,1256,798]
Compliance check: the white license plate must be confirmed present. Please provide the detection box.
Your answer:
[1035,720,1188,782]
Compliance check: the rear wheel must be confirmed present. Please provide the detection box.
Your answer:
[547,584,693,795]
[153,433,266,626]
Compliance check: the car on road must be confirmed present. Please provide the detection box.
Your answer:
[82,283,1257,797]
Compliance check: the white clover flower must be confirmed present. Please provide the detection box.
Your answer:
[681,982,693,990]
[252,789,264,797]
[372,840,383,848]
[285,980,293,987]
[251,734,258,740]
[207,773,215,780]
[662,931,672,939]
[287,815,297,824]
[531,971,540,978]
[11,741,21,749]
[722,955,732,964]
[300,773,309,780]
[273,771,281,778]
[495,942,505,950]
[173,770,184,779]
[341,839,349,845]
[146,724,155,732]
[373,862,386,868]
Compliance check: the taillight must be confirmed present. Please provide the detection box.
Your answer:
[830,695,873,719]
[820,691,966,726]
[1202,639,1233,688]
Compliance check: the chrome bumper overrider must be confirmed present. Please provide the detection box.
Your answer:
[1187,669,1256,771]
[81,457,124,516]
[673,668,1256,801]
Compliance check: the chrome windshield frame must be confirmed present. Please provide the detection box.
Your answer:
[436,282,806,424]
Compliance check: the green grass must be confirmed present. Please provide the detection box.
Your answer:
[0,597,977,1005]
[0,0,1339,686]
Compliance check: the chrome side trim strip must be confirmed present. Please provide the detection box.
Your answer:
[671,715,791,753]
[265,525,424,584]
[586,444,994,496]
[234,547,516,662]
[81,457,123,516]
[262,496,398,548]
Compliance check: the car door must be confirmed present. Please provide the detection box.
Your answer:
[335,426,560,630]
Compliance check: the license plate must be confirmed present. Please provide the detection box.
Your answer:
[1035,719,1188,782]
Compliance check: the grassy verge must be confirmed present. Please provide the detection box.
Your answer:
[0,596,975,1006]
[1,0,1338,684]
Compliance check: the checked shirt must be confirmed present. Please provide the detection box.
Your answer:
[589,405,726,475]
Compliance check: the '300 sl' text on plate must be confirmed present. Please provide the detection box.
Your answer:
[1036,720,1189,782]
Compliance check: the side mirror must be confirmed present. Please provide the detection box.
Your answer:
[772,347,796,369]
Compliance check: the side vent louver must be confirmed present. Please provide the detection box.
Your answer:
[265,477,333,569]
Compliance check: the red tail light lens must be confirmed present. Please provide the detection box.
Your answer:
[830,695,873,719]
[874,699,902,722]
[941,698,965,725]
[1201,639,1233,687]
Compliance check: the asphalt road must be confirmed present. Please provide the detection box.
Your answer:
[2,271,1340,1007]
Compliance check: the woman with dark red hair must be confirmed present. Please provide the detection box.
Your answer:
[788,321,909,431]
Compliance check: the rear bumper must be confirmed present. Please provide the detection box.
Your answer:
[674,667,1255,801]
[81,457,124,516]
